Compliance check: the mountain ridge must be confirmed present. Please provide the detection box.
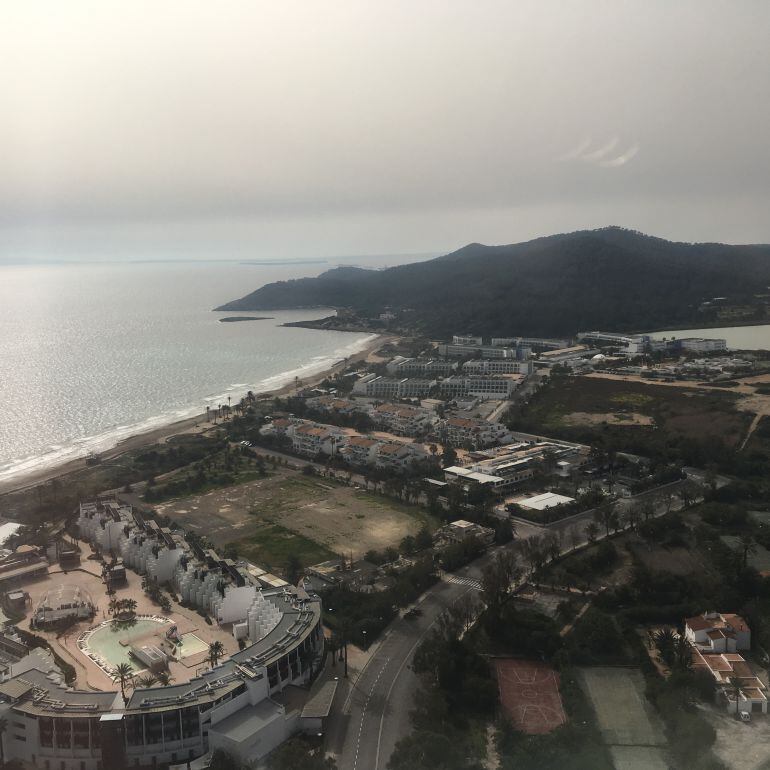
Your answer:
[215,227,770,337]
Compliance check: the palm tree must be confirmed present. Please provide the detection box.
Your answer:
[0,716,7,767]
[729,676,744,717]
[107,598,118,616]
[133,674,157,688]
[327,635,339,668]
[113,663,133,704]
[678,480,698,508]
[594,501,618,537]
[123,598,138,616]
[208,641,225,669]
[739,533,757,569]
[654,628,677,667]
[155,671,174,686]
[673,633,693,672]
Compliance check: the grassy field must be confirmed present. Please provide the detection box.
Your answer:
[720,535,770,572]
[579,667,670,769]
[154,468,439,571]
[0,433,224,525]
[745,415,770,456]
[351,489,439,531]
[511,376,751,457]
[235,523,337,573]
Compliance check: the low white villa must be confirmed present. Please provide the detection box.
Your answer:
[686,612,767,716]
[685,612,751,653]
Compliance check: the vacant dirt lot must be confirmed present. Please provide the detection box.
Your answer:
[586,371,770,449]
[702,704,770,769]
[562,411,653,427]
[154,469,436,567]
[525,375,751,448]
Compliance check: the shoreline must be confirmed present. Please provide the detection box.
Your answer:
[0,333,390,498]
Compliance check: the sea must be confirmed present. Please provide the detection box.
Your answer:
[0,255,428,487]
[650,324,770,350]
[3,255,768,490]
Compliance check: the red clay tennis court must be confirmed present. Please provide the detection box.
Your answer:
[494,658,567,734]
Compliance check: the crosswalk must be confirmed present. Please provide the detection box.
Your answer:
[444,575,483,590]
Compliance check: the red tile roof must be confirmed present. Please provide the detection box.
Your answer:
[347,437,378,448]
[723,613,749,633]
[702,655,733,673]
[378,443,407,456]
[686,615,712,631]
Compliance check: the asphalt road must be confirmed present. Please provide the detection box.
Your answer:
[327,471,728,769]
[329,553,498,770]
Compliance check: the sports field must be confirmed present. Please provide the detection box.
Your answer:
[579,667,669,770]
[154,469,437,567]
[494,658,566,734]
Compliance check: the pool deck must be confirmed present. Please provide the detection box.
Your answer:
[18,540,238,692]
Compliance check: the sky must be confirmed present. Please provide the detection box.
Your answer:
[2,1,770,261]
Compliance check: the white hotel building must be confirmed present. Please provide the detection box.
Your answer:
[0,501,329,770]
[439,375,522,399]
[462,359,533,375]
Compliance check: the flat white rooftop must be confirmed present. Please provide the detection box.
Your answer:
[518,492,575,510]
[445,466,504,484]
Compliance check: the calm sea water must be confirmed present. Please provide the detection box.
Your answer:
[651,324,770,350]
[11,253,759,488]
[0,259,392,485]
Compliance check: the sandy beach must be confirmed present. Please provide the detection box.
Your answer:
[0,333,391,498]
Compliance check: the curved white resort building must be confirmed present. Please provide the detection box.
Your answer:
[0,499,328,770]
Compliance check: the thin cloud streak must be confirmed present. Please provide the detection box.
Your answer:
[600,143,641,168]
[580,136,620,162]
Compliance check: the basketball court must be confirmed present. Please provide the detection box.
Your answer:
[494,658,567,734]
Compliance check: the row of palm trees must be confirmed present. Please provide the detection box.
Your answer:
[206,394,250,424]
[112,641,226,704]
[108,597,138,617]
[112,663,175,704]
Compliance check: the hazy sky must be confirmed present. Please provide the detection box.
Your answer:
[2,1,770,260]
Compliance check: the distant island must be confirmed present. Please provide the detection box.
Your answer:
[218,316,273,323]
[240,259,327,266]
[215,227,770,337]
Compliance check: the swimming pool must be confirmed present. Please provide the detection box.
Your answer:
[79,616,171,674]
[177,633,208,658]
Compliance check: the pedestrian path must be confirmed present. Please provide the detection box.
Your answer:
[444,575,483,590]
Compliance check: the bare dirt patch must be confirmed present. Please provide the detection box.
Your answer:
[562,411,653,427]
[155,469,435,567]
[702,705,770,770]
